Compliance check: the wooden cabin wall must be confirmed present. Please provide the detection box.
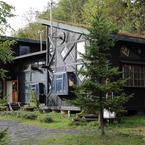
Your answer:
[54,29,85,72]
[6,40,47,104]
[111,40,145,113]
[48,28,85,107]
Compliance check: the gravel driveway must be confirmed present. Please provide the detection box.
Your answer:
[0,120,97,145]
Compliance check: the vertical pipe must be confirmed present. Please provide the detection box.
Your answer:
[46,26,49,106]
[50,0,53,38]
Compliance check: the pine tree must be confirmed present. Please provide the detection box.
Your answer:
[71,7,130,135]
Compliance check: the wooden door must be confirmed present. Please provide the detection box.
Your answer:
[12,80,18,103]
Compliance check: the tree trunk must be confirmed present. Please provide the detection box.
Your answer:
[98,105,105,135]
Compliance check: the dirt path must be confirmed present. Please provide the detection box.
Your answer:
[0,120,97,145]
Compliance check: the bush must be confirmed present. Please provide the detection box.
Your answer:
[18,112,38,120]
[39,115,53,123]
[0,128,8,141]
[22,105,36,111]
[0,111,17,116]
[69,119,88,126]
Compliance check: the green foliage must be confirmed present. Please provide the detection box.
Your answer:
[13,23,45,40]
[0,38,15,79]
[121,0,145,34]
[0,1,15,34]
[39,115,53,123]
[14,0,145,39]
[110,115,145,128]
[0,127,8,144]
[70,4,131,135]
[72,8,129,114]
[30,90,40,109]
[17,111,38,120]
[0,93,8,111]
[53,0,87,24]
[33,133,145,145]
[0,2,16,81]
[0,1,15,24]
[0,94,7,106]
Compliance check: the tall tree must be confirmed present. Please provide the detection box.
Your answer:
[0,1,15,79]
[122,0,145,34]
[13,8,45,40]
[0,1,15,34]
[53,0,87,24]
[71,4,129,135]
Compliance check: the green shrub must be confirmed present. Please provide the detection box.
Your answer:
[39,115,53,123]
[69,119,88,126]
[0,128,8,141]
[0,111,17,116]
[19,112,38,120]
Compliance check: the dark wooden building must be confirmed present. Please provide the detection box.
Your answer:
[1,19,145,113]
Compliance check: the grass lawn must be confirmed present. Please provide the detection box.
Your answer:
[0,110,145,145]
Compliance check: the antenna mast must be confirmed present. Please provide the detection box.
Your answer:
[50,0,53,38]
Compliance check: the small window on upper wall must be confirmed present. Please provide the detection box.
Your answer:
[61,45,68,58]
[77,41,85,60]
[120,46,130,57]
[19,45,30,56]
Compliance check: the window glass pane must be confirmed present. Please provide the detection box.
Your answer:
[63,73,67,93]
[77,41,85,59]
[61,46,68,58]
[123,64,145,87]
[56,80,63,93]
[19,45,30,55]
[77,64,85,81]
[56,74,63,79]
[51,75,55,93]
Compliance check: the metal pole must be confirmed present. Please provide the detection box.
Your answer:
[50,0,53,38]
[46,0,53,106]
[46,26,49,106]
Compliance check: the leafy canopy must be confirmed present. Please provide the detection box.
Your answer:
[0,2,15,79]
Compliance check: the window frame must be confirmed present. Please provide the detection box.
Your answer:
[122,64,145,87]
[76,41,86,60]
[19,45,30,56]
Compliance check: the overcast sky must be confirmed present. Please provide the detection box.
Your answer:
[2,0,58,35]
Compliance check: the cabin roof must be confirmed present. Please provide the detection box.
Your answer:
[110,34,145,44]
[36,18,145,44]
[1,36,45,44]
[36,18,89,34]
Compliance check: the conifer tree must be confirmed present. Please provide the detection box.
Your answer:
[72,6,130,135]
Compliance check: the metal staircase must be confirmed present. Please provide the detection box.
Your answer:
[8,103,21,111]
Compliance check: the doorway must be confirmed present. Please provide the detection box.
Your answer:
[7,80,18,103]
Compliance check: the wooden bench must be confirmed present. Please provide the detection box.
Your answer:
[60,106,80,118]
[73,114,98,122]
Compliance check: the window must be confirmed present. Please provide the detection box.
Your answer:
[122,64,145,87]
[19,45,30,55]
[56,74,63,93]
[76,41,85,59]
[51,72,76,95]
[61,45,68,58]
[77,64,85,81]
[51,73,68,95]
[120,46,130,57]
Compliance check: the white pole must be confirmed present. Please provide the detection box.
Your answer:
[38,30,43,51]
[50,0,53,38]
